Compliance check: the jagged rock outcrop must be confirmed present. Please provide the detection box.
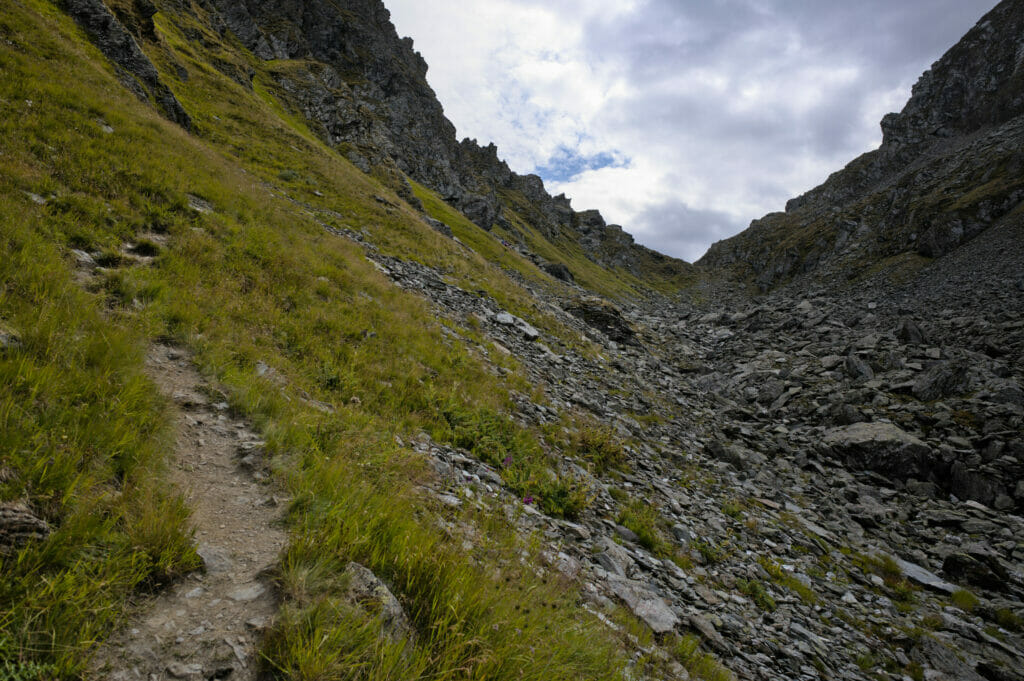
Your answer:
[63,0,191,129]
[699,0,1024,291]
[200,0,689,279]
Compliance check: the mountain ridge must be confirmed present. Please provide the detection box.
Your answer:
[699,0,1024,292]
[193,0,691,287]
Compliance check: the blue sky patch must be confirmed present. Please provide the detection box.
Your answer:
[535,147,627,184]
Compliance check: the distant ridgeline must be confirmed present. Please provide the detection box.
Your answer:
[63,0,1023,295]
[147,0,691,286]
[699,0,1024,291]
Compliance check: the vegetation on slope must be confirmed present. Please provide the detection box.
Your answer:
[0,1,633,678]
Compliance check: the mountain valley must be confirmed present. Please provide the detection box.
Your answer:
[1,1,1022,681]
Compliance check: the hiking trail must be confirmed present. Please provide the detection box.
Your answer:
[91,345,287,681]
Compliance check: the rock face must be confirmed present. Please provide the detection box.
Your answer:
[699,0,1024,291]
[63,0,191,129]
[200,0,689,277]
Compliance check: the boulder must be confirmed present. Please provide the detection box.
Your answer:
[423,216,453,238]
[942,547,1010,592]
[563,298,636,345]
[0,325,21,353]
[593,537,635,577]
[895,318,927,345]
[608,578,679,634]
[821,422,932,478]
[541,262,574,283]
[893,557,957,594]
[844,354,874,381]
[913,360,972,402]
[705,440,766,473]
[344,562,414,643]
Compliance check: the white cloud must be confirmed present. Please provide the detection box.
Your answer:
[386,0,996,261]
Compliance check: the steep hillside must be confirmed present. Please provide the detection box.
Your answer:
[200,0,693,295]
[699,0,1024,292]
[0,1,635,678]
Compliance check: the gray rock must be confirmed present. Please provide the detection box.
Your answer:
[542,262,574,283]
[593,537,634,577]
[563,298,637,345]
[0,326,21,353]
[493,312,516,326]
[608,578,679,634]
[671,524,692,546]
[518,321,540,341]
[424,216,453,238]
[614,524,641,545]
[910,637,987,681]
[913,360,972,402]
[227,583,266,602]
[633,597,679,634]
[344,562,414,642]
[821,422,932,478]
[942,550,1010,591]
[893,557,957,594]
[166,662,202,679]
[705,440,766,472]
[0,503,49,554]
[896,318,927,345]
[196,543,233,573]
[845,354,875,381]
[687,615,730,654]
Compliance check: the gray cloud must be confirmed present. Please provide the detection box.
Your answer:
[632,199,746,263]
[387,0,998,261]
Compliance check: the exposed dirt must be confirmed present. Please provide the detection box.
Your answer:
[90,345,287,681]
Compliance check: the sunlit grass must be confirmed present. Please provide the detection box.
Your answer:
[0,1,629,678]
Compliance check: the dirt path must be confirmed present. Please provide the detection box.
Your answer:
[91,345,287,681]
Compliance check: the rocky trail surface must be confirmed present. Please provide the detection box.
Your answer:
[317,212,1024,681]
[90,345,286,681]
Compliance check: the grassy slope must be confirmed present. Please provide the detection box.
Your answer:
[0,1,629,679]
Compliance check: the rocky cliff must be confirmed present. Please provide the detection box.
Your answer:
[699,0,1024,292]
[196,0,688,283]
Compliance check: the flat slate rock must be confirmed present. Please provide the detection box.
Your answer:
[894,557,958,594]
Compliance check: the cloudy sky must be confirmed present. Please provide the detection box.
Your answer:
[386,0,997,262]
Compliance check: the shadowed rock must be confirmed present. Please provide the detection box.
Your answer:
[0,503,49,554]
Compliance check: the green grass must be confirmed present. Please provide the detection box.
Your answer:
[737,579,776,612]
[721,498,745,519]
[669,634,736,681]
[851,552,918,607]
[0,208,199,677]
[994,608,1024,632]
[0,1,633,678]
[951,589,979,612]
[758,556,819,605]
[565,421,628,473]
[437,400,592,518]
[617,499,672,557]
